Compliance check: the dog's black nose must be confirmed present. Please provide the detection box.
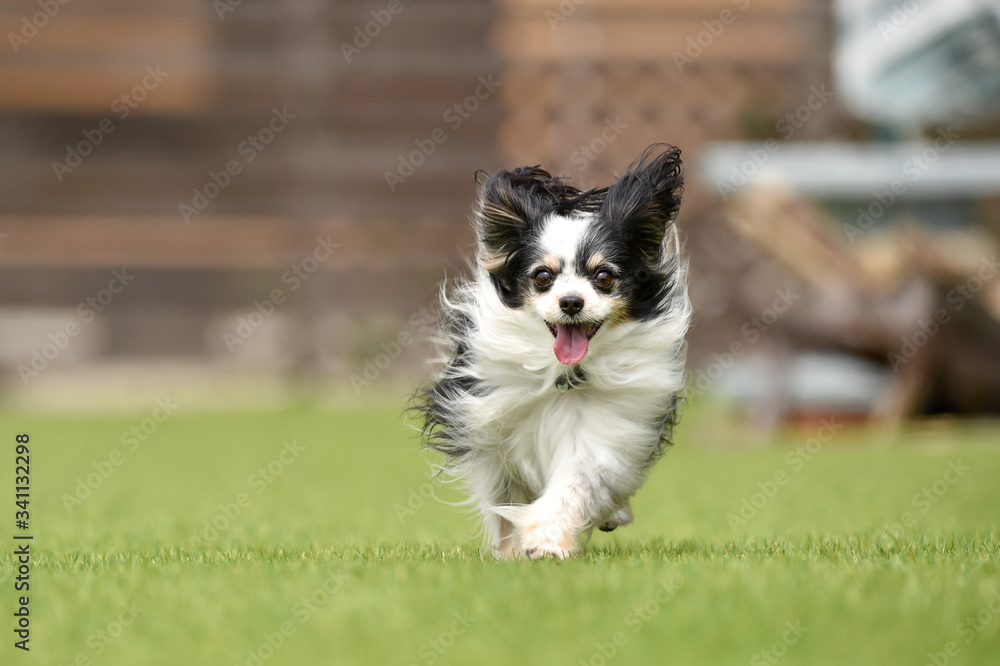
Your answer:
[559,295,584,316]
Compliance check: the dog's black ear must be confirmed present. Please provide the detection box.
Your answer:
[476,167,545,266]
[601,144,684,262]
[474,166,575,269]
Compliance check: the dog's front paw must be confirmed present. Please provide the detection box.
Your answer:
[519,521,578,560]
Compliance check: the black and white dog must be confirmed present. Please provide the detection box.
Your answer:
[415,145,690,559]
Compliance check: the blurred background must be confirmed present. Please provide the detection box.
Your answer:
[1,0,999,425]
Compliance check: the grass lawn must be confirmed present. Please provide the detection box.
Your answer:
[0,397,998,665]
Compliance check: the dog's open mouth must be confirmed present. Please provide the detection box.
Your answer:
[546,321,603,365]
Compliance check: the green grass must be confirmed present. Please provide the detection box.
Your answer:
[0,399,998,665]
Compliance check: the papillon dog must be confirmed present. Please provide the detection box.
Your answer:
[414,144,691,559]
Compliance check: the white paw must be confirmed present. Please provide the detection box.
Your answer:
[519,520,578,560]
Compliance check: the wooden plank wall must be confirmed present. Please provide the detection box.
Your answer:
[0,0,501,270]
[0,0,503,368]
[0,0,214,114]
[0,0,839,370]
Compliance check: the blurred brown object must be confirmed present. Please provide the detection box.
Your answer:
[0,0,214,115]
[725,185,1000,422]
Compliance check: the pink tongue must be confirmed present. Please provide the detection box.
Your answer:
[553,324,589,365]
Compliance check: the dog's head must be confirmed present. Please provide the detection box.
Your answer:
[474,144,684,365]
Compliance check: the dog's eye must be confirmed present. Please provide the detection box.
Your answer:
[594,269,614,290]
[533,269,553,289]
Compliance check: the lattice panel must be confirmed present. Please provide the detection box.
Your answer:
[498,60,810,190]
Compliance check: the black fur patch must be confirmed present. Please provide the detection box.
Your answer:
[410,304,483,460]
[579,144,685,320]
[475,166,605,308]
[648,394,682,466]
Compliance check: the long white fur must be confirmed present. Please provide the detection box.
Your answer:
[431,211,691,559]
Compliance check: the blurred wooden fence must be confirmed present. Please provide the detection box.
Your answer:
[0,0,837,376]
